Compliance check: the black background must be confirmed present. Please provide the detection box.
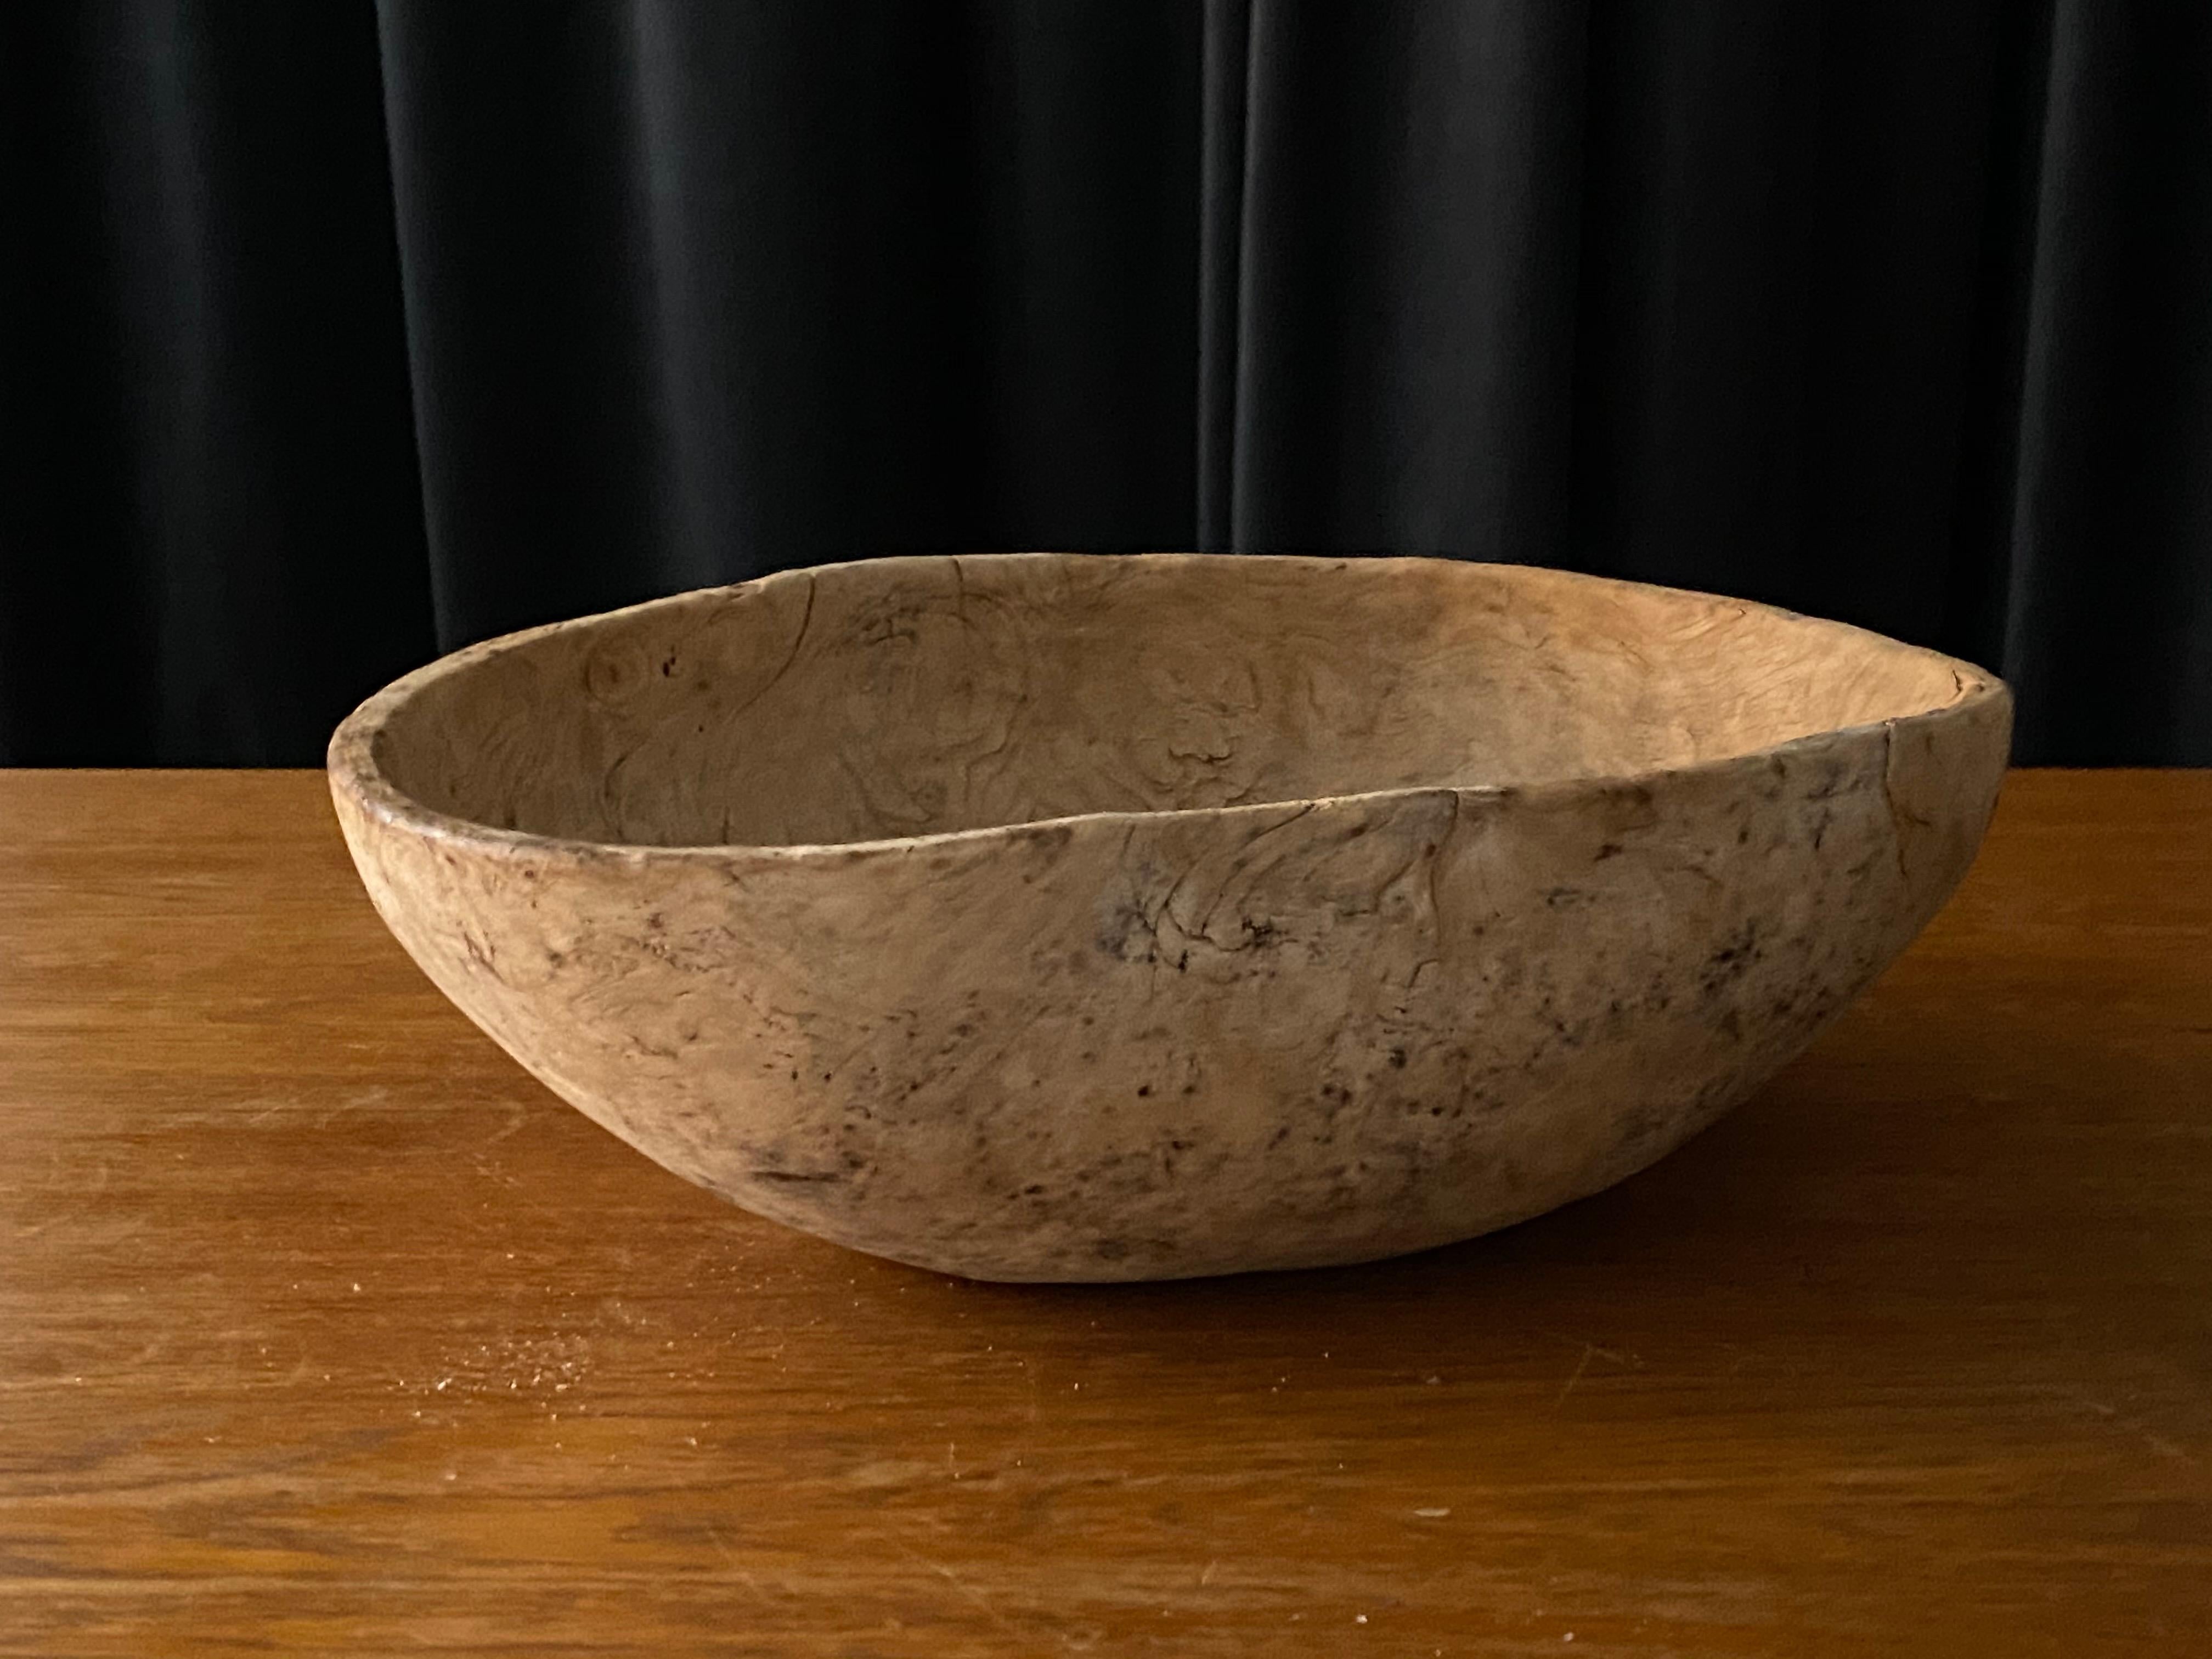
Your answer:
[3,1,2207,766]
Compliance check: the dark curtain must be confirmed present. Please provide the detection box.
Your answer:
[2,1,2207,767]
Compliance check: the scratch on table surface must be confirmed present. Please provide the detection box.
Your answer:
[1553,1346,1596,1412]
[888,1537,1029,1643]
[13,1158,132,1242]
[479,1100,531,1147]
[2040,1386,2200,1464]
[1551,1339,1632,1413]
[702,1522,780,1608]
[312,1089,391,1132]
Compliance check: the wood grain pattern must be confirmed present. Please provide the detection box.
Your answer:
[1,769,2207,1655]
[350,555,1986,848]
[330,554,2011,1279]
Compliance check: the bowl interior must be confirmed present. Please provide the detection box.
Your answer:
[360,555,1980,849]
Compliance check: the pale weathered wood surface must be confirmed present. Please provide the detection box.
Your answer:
[330,555,2012,1279]
[1,769,2207,1655]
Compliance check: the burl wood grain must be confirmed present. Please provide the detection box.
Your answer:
[0,770,2207,1654]
[328,555,2010,1279]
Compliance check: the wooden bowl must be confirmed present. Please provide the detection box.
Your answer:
[329,554,2010,1281]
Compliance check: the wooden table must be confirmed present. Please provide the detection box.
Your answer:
[1,770,2207,1656]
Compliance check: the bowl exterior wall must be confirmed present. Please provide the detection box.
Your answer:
[331,686,2008,1282]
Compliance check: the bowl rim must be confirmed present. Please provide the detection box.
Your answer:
[326,551,2012,866]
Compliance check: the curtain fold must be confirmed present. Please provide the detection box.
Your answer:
[1998,0,2212,763]
[1,0,2207,765]
[1,0,430,764]
[1226,0,1589,562]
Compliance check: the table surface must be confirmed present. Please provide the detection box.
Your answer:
[1,770,2207,1657]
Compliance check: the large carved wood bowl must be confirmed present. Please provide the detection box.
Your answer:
[329,554,2010,1282]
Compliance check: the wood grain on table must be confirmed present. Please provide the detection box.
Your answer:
[0,769,2206,1657]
